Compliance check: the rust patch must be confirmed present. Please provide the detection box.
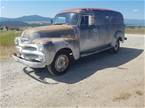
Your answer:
[27,25,73,33]
[22,24,74,38]
[32,36,77,44]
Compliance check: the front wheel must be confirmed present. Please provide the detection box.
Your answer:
[47,52,71,76]
[112,40,120,53]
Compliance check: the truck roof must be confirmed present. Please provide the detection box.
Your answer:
[63,8,119,13]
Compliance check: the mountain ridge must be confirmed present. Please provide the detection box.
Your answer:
[0,15,51,23]
[0,15,144,27]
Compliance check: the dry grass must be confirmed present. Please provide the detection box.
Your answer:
[0,46,16,59]
[0,30,21,46]
[0,30,21,59]
[125,27,145,34]
[113,92,131,102]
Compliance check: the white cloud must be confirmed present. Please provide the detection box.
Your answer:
[133,9,139,13]
[0,5,5,9]
[1,6,5,9]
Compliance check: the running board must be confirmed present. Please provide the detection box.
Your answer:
[80,46,112,57]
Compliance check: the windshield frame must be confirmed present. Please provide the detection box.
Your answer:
[54,12,80,25]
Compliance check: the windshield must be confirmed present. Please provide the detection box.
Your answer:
[54,13,79,25]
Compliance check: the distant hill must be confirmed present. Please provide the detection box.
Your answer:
[0,21,28,27]
[125,19,145,27]
[0,15,52,24]
[0,17,12,22]
[17,15,52,23]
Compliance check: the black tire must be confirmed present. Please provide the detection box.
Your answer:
[112,39,120,53]
[47,51,71,76]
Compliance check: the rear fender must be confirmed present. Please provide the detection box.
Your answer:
[111,31,124,47]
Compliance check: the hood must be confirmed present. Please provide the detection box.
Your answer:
[20,24,76,44]
[21,24,75,38]
[21,25,75,43]
[30,24,74,32]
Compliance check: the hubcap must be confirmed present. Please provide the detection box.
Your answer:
[55,54,69,72]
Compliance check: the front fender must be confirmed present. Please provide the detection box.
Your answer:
[45,39,80,66]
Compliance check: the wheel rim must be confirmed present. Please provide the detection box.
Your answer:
[55,54,69,73]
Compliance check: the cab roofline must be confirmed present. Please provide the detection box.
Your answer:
[63,8,118,13]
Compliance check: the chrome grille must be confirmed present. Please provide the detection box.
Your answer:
[23,46,37,51]
[23,54,38,59]
[15,37,44,62]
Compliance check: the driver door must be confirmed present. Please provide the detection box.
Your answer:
[79,14,100,53]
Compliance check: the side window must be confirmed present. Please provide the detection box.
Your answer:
[80,15,96,29]
[81,16,89,26]
[104,12,123,24]
[109,16,122,24]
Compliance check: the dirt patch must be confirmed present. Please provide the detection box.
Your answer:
[113,92,132,102]
[136,90,144,96]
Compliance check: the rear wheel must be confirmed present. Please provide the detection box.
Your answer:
[112,39,120,53]
[47,52,71,76]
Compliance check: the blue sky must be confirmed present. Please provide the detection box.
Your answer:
[0,0,144,20]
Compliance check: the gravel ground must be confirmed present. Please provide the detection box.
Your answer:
[0,34,144,108]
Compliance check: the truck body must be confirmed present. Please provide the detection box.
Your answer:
[13,8,126,75]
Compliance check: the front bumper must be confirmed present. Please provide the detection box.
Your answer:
[12,53,46,68]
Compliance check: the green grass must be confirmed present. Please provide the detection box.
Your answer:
[0,30,21,59]
[0,30,21,46]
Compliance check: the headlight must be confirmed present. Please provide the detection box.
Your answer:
[14,37,19,45]
[21,37,30,44]
[37,45,44,51]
